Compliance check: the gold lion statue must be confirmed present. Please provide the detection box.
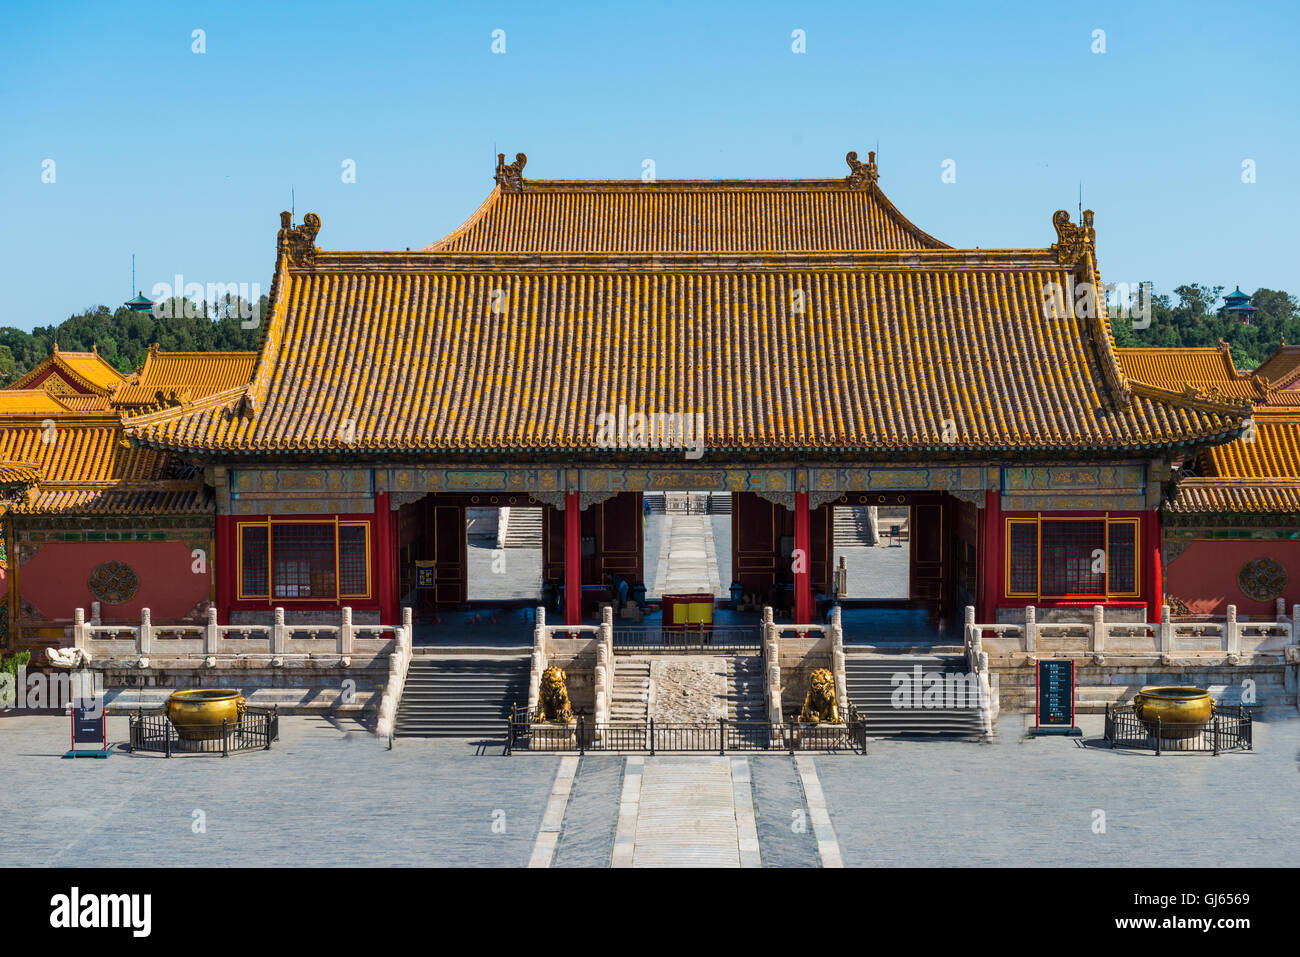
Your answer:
[535,666,574,724]
[800,668,840,725]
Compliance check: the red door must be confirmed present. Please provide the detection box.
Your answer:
[909,502,945,617]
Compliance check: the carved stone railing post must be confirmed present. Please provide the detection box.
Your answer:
[90,601,102,626]
[73,608,87,650]
[138,607,152,655]
[1023,605,1037,653]
[528,606,546,716]
[763,606,782,724]
[1159,604,1172,655]
[272,607,286,654]
[595,640,609,727]
[601,604,615,715]
[1226,604,1239,656]
[339,606,354,656]
[1092,605,1105,654]
[205,606,219,655]
[963,606,983,671]
[830,605,847,714]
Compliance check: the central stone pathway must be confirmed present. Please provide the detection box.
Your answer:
[611,756,762,867]
[654,512,724,597]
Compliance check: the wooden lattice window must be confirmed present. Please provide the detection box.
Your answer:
[237,519,372,602]
[1005,516,1140,600]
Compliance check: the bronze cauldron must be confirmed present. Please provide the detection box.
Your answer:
[1132,686,1214,739]
[165,689,246,740]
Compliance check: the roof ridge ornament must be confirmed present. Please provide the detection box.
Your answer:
[844,150,878,187]
[495,152,527,191]
[278,211,321,267]
[1051,209,1095,264]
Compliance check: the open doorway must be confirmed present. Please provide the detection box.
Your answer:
[643,491,731,600]
[831,505,909,600]
[466,506,544,601]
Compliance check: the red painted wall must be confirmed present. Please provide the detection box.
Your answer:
[1166,539,1300,617]
[18,540,210,622]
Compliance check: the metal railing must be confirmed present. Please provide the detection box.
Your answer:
[127,707,279,757]
[506,706,865,754]
[612,623,762,653]
[1103,703,1252,755]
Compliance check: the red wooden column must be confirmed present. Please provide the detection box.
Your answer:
[1144,509,1163,623]
[794,492,812,624]
[565,492,581,626]
[373,491,397,625]
[979,489,1002,623]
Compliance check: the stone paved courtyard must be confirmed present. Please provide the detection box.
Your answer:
[3,710,1296,867]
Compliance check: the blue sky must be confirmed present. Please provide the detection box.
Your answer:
[2,0,1297,330]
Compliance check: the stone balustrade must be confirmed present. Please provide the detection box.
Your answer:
[967,600,1299,663]
[75,606,409,660]
[375,608,415,744]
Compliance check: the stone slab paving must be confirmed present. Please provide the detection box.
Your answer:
[836,543,910,600]
[795,754,844,867]
[466,541,543,601]
[816,713,1300,867]
[749,756,822,867]
[0,714,558,867]
[651,514,725,598]
[8,709,1295,868]
[730,757,762,867]
[529,755,579,867]
[631,757,741,867]
[551,755,625,868]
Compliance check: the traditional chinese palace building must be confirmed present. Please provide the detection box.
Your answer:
[5,151,1293,662]
[1119,341,1300,617]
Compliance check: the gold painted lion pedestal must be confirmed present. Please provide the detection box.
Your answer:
[530,665,578,750]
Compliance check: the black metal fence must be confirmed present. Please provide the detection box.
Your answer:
[612,624,762,653]
[507,707,865,754]
[128,707,279,757]
[1103,704,1252,755]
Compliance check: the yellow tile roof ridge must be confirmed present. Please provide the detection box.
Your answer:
[121,383,249,430]
[8,351,123,395]
[422,166,949,253]
[313,248,1063,272]
[1127,378,1255,416]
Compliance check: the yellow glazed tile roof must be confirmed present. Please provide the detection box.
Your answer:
[0,416,206,516]
[1116,344,1267,402]
[1252,342,1300,392]
[114,346,257,407]
[426,152,948,253]
[1165,411,1300,514]
[0,390,81,415]
[125,249,1248,456]
[9,346,126,395]
[0,461,42,487]
[1165,479,1300,514]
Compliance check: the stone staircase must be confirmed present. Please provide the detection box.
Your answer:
[727,655,765,721]
[394,656,530,737]
[833,506,877,547]
[845,653,985,736]
[500,507,543,548]
[610,658,651,724]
